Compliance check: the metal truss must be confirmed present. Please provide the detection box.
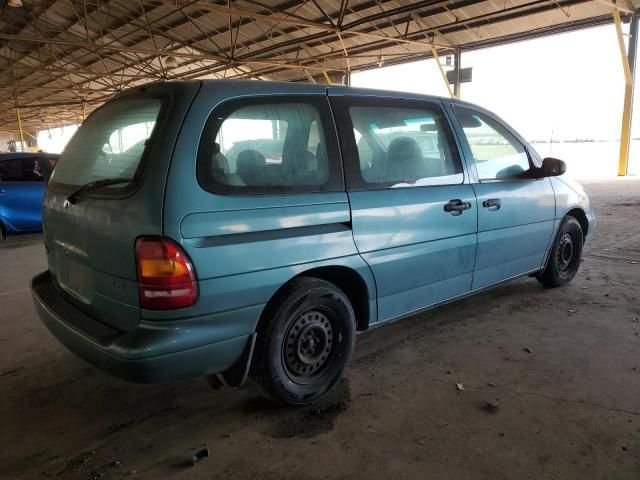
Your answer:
[0,0,634,135]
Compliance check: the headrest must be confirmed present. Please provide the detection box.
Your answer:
[386,136,423,166]
[237,149,266,171]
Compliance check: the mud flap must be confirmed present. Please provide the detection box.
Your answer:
[205,332,256,389]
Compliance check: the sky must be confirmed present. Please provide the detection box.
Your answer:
[352,24,634,143]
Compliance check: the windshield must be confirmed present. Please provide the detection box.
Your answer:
[50,97,162,189]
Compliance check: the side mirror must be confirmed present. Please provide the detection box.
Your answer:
[538,157,566,177]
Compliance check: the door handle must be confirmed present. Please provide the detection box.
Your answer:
[444,199,472,214]
[482,198,501,210]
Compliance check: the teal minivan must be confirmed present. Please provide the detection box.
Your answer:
[32,80,596,405]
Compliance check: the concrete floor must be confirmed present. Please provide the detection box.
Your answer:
[1,179,639,480]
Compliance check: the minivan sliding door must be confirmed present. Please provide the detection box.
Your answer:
[329,92,478,324]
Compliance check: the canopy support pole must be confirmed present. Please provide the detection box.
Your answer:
[615,11,638,176]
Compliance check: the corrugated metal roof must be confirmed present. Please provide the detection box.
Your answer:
[0,0,635,132]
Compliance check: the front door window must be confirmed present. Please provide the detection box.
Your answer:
[454,107,530,180]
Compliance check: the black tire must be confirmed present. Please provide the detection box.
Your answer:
[250,277,356,405]
[537,216,583,288]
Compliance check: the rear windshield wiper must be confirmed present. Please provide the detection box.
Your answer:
[66,177,131,205]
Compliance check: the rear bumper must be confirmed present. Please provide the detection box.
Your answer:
[31,271,252,383]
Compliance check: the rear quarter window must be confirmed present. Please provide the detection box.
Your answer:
[0,158,23,181]
[0,157,46,182]
[49,97,163,190]
[197,97,343,195]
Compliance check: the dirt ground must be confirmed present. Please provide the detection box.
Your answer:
[1,178,639,480]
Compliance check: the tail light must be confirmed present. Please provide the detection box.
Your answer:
[135,237,198,310]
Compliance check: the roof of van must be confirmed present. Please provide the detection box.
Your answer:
[128,78,484,112]
[195,78,454,104]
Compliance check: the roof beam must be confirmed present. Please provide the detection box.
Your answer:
[593,0,635,13]
[0,33,346,72]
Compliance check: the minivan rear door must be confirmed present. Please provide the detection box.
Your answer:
[329,91,478,323]
[42,82,201,331]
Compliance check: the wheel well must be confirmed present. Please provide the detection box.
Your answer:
[256,266,371,335]
[301,266,370,331]
[567,208,588,240]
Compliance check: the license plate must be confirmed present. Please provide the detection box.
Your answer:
[56,250,93,303]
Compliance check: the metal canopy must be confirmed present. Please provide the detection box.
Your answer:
[0,0,636,133]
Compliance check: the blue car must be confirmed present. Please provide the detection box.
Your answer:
[32,80,595,405]
[0,152,57,239]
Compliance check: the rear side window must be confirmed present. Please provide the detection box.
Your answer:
[197,97,342,195]
[453,106,531,180]
[333,98,463,190]
[0,157,45,182]
[50,97,162,189]
[0,159,22,181]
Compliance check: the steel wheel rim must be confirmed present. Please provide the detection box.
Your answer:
[282,309,336,382]
[557,233,574,272]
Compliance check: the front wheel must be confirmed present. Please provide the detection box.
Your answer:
[537,216,583,288]
[250,277,356,405]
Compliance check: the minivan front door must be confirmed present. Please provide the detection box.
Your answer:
[449,105,556,290]
[330,92,478,324]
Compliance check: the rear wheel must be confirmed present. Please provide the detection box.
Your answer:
[537,216,583,288]
[250,277,356,405]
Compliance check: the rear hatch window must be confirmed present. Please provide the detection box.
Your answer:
[50,97,162,192]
